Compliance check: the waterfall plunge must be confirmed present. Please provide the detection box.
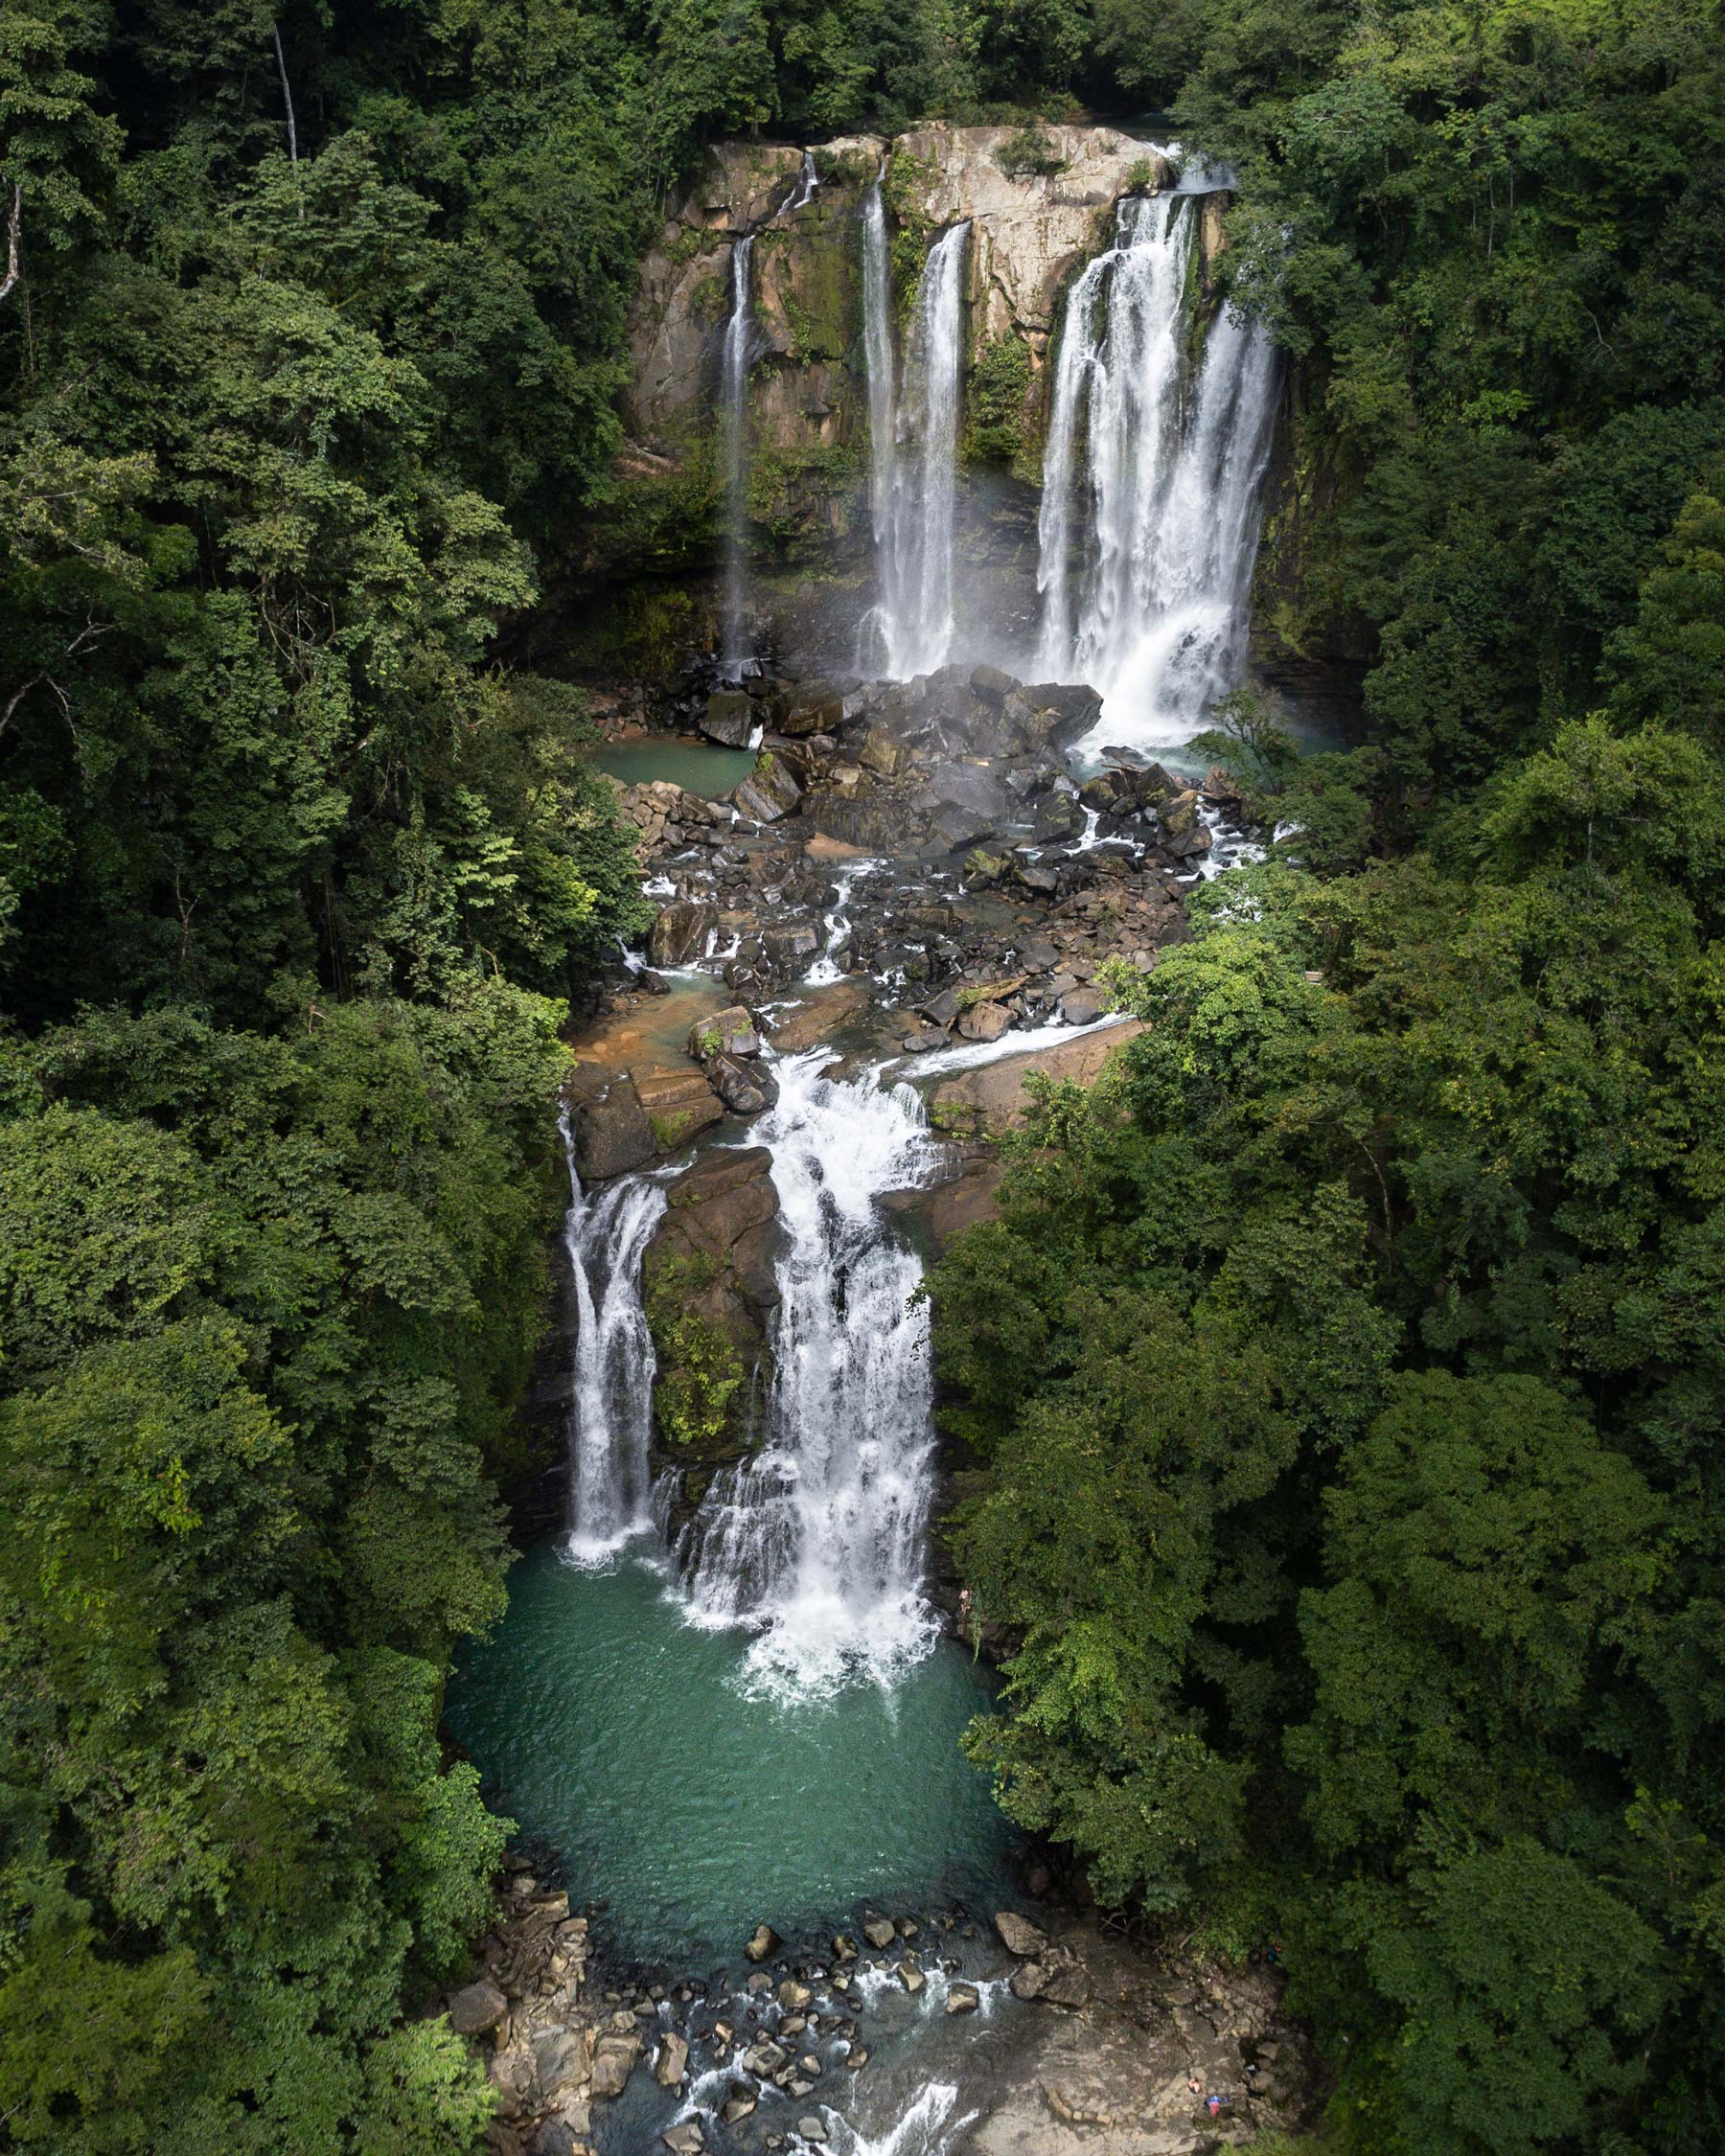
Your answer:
[558,1115,669,1568]
[859,215,971,681]
[1035,194,1278,756]
[720,234,755,678]
[677,1053,943,1700]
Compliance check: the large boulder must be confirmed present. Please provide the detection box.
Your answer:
[702,688,758,746]
[995,1911,1050,1958]
[733,755,803,823]
[569,1077,656,1181]
[633,1067,724,1151]
[447,1978,507,2036]
[688,1004,762,1061]
[648,900,719,968]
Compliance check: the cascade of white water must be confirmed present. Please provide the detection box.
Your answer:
[1035,193,1278,756]
[860,219,970,680]
[559,1116,669,1567]
[720,234,755,678]
[782,149,819,215]
[677,1053,943,1698]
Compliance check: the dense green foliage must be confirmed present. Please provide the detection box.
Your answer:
[932,11,1725,2147]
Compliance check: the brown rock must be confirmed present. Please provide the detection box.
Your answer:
[931,1022,1144,1138]
[995,1911,1049,1958]
[956,999,1011,1043]
[632,1067,724,1151]
[570,1079,656,1181]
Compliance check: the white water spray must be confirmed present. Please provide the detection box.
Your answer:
[559,1115,669,1568]
[1035,194,1277,756]
[860,220,971,679]
[720,234,756,677]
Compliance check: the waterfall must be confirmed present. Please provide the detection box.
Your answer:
[859,219,971,680]
[676,1053,943,1699]
[720,234,755,678]
[782,149,819,216]
[1035,194,1278,755]
[559,1114,669,1568]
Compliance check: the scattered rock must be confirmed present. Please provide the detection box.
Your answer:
[654,2032,689,2088]
[448,1978,507,2036]
[648,900,720,968]
[778,1979,813,2012]
[897,1959,925,1995]
[662,2123,704,2155]
[746,1923,781,1962]
[702,689,757,746]
[798,2118,827,2143]
[996,1910,1050,1958]
[946,1983,981,2014]
[862,1916,897,1950]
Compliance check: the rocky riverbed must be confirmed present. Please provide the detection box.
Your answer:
[445,1862,1313,2156]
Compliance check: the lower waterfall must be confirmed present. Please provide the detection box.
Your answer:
[677,1051,941,1700]
[559,1117,669,1568]
[859,219,971,680]
[1035,193,1278,753]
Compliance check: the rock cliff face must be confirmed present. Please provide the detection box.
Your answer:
[627,125,1178,472]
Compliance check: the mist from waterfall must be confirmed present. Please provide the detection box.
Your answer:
[676,1053,942,1699]
[1035,193,1278,755]
[558,1116,669,1568]
[720,233,755,677]
[859,218,971,680]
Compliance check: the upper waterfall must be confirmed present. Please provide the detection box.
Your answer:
[1035,192,1277,755]
[859,220,971,680]
[719,233,756,678]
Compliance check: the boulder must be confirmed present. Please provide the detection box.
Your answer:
[662,2125,703,2155]
[448,1978,508,2036]
[745,1922,781,1962]
[898,1960,925,1994]
[995,1911,1049,1958]
[720,2092,758,2125]
[706,1051,777,1114]
[778,1979,813,2011]
[782,687,845,736]
[688,1004,761,1061]
[1009,1960,1051,2001]
[702,689,757,746]
[570,1079,656,1181]
[588,2031,640,2099]
[648,900,719,968]
[862,1915,897,1950]
[946,1983,981,2014]
[655,2031,689,2088]
[798,2119,828,2143]
[733,756,802,823]
[970,662,1017,706]
[531,2028,586,2099]
[1059,986,1107,1024]
[632,1067,724,1151]
[956,999,1011,1043]
[1039,1956,1094,2008]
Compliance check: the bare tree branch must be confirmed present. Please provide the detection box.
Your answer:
[0,186,21,306]
[271,22,305,220]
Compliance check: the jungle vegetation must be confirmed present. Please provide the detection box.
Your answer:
[2,1,1722,2151]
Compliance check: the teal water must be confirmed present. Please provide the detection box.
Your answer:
[448,1544,1021,1962]
[594,738,756,797]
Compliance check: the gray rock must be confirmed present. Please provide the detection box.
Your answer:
[946,1983,981,2014]
[897,1959,925,1994]
[655,2031,689,2088]
[862,1916,897,1950]
[662,2124,704,2155]
[688,1003,761,1061]
[970,662,1018,706]
[706,1051,777,1114]
[1060,987,1106,1025]
[733,757,803,823]
[588,2032,640,2099]
[1009,1960,1051,2001]
[721,2092,758,2125]
[648,900,720,968]
[1038,1956,1094,2008]
[702,689,757,746]
[798,2120,828,2143]
[571,1079,656,1181]
[447,1977,507,2035]
[531,2028,584,2099]
[995,1911,1049,1958]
